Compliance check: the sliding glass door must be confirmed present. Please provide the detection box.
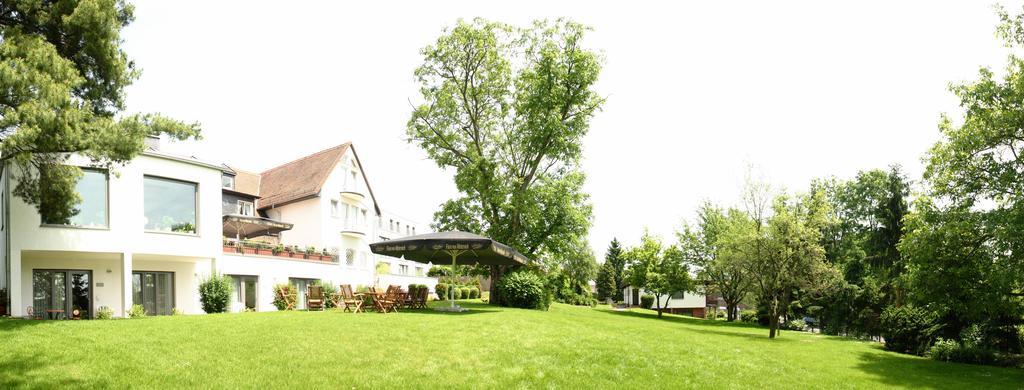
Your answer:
[230,275,258,311]
[32,270,91,319]
[133,271,174,316]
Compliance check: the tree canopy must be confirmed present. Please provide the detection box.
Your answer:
[407,18,602,303]
[0,0,200,223]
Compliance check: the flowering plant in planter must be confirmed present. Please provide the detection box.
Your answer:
[222,238,239,253]
[240,240,259,255]
[289,245,305,259]
[272,244,285,256]
[256,242,273,256]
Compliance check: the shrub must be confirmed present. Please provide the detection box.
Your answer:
[435,283,448,301]
[96,306,114,320]
[128,304,147,318]
[881,305,939,355]
[272,283,297,310]
[640,294,654,309]
[469,287,480,299]
[497,271,547,310]
[460,287,471,300]
[716,310,726,319]
[785,319,807,331]
[316,281,338,309]
[451,286,464,300]
[926,338,997,365]
[172,308,184,316]
[740,310,758,323]
[198,272,234,314]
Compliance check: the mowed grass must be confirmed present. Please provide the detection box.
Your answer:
[1,301,1022,389]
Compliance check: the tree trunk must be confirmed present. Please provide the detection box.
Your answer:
[769,314,779,338]
[488,265,505,305]
[726,302,737,322]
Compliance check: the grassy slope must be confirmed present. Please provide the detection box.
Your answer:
[1,301,1022,389]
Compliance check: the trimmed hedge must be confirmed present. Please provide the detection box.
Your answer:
[497,271,547,309]
[435,283,448,300]
[640,294,654,309]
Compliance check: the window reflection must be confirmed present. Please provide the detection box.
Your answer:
[144,176,197,233]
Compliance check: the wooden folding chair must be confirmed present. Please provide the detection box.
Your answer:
[276,285,296,311]
[307,285,325,311]
[337,284,363,313]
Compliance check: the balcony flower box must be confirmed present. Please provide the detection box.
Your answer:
[222,244,238,254]
[290,252,305,259]
[256,248,273,256]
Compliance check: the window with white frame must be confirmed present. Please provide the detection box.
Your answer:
[345,249,355,266]
[416,267,424,276]
[399,264,409,275]
[237,200,254,216]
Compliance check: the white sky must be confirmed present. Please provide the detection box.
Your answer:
[122,1,1021,258]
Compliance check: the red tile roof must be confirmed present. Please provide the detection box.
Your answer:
[257,143,350,210]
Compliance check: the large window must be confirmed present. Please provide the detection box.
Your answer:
[41,168,108,228]
[132,271,174,316]
[144,176,197,234]
[221,174,234,189]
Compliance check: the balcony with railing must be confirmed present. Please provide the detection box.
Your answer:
[341,219,368,238]
[339,181,365,202]
[221,238,339,263]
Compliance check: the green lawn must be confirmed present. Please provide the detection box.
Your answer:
[1,301,1021,389]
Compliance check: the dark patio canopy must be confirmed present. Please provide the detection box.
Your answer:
[222,214,293,240]
[368,231,530,266]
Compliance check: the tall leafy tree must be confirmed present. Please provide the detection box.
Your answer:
[0,0,200,223]
[679,203,751,321]
[898,6,1024,352]
[407,18,602,304]
[738,191,833,338]
[624,232,693,318]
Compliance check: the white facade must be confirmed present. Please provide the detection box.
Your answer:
[3,152,223,317]
[623,286,706,313]
[1,142,436,318]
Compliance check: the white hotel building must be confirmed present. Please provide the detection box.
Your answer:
[0,140,436,318]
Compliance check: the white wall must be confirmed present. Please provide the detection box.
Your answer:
[218,253,435,312]
[625,286,706,309]
[6,153,223,317]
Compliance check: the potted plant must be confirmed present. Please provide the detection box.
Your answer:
[305,246,321,260]
[240,240,259,255]
[222,238,238,253]
[320,248,331,262]
[272,244,286,257]
[256,242,273,256]
[290,245,305,259]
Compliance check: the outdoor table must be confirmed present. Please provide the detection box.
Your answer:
[46,309,64,320]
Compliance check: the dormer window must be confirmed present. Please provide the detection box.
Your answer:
[222,174,235,189]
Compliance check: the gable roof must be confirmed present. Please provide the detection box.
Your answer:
[226,166,262,197]
[255,142,381,215]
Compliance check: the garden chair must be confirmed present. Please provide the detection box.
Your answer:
[336,284,363,313]
[307,285,325,311]
[275,285,296,311]
[409,287,428,309]
[374,285,401,313]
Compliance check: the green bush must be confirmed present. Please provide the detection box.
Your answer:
[640,294,654,309]
[198,273,234,314]
[497,271,547,310]
[739,310,758,323]
[128,304,146,318]
[96,306,114,319]
[460,287,471,300]
[272,283,297,310]
[172,308,184,316]
[716,310,726,319]
[785,319,807,331]
[435,283,448,301]
[469,287,480,299]
[881,305,939,355]
[313,281,338,309]
[452,286,464,300]
[926,338,996,365]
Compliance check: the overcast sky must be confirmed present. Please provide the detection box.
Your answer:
[122,1,1021,258]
